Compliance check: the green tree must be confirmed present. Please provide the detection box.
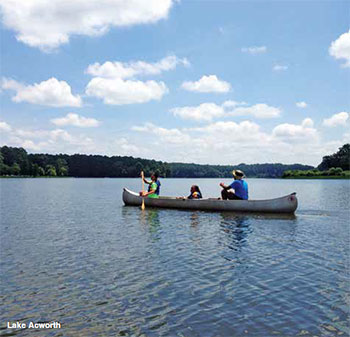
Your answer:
[59,166,68,176]
[135,161,143,176]
[1,146,29,174]
[10,163,21,175]
[56,158,69,176]
[318,144,350,171]
[333,167,343,176]
[32,163,46,177]
[31,163,40,177]
[282,170,292,178]
[45,165,57,176]
[328,167,343,176]
[0,152,9,175]
[38,166,45,176]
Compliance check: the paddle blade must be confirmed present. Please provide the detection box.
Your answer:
[141,199,145,210]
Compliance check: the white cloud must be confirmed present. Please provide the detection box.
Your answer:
[241,46,267,54]
[46,129,94,152]
[49,129,74,142]
[86,77,168,105]
[15,129,50,139]
[323,112,349,127]
[296,101,307,108]
[1,117,330,166]
[2,126,95,153]
[115,138,143,156]
[2,77,82,107]
[329,30,350,67]
[273,64,288,71]
[132,120,275,163]
[132,122,190,144]
[230,103,281,118]
[0,121,11,132]
[171,103,224,121]
[171,101,281,121]
[190,120,265,142]
[0,0,174,51]
[222,100,247,108]
[86,55,189,79]
[20,140,46,151]
[129,117,327,165]
[272,118,318,142]
[85,55,181,105]
[181,75,231,93]
[51,113,100,128]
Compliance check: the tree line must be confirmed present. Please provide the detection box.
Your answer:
[282,167,349,178]
[282,144,350,178]
[3,144,348,179]
[169,162,313,178]
[0,146,171,178]
[317,143,349,171]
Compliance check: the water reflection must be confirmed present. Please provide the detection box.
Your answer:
[219,213,252,252]
[122,206,160,228]
[143,209,161,240]
[141,208,160,228]
[189,212,200,228]
[122,206,162,241]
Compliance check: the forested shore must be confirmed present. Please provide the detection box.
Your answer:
[0,144,348,179]
[0,145,312,178]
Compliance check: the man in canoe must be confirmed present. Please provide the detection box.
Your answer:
[220,170,248,200]
[140,172,161,198]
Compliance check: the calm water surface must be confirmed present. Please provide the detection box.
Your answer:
[0,178,349,337]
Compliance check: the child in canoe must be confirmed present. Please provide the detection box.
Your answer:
[177,185,203,199]
[188,185,202,199]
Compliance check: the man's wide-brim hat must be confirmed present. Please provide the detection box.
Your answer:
[232,169,245,178]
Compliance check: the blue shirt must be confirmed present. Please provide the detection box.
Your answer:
[229,180,248,200]
[155,180,161,195]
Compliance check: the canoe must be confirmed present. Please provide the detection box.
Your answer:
[122,188,298,214]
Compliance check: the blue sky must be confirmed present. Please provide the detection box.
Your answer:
[0,0,349,165]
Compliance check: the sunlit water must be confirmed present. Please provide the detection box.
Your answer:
[0,178,349,337]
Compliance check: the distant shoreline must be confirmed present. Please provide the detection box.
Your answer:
[282,176,350,180]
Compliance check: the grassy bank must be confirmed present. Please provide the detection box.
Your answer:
[282,170,350,179]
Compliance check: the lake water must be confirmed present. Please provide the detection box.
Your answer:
[0,178,349,337]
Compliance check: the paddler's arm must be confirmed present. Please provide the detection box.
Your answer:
[143,178,151,184]
[220,182,231,190]
[142,188,156,197]
[140,173,151,184]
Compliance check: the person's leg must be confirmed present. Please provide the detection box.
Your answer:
[221,189,229,200]
[221,189,242,200]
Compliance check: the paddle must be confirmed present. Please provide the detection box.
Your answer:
[141,171,145,210]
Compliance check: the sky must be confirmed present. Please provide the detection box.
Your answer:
[0,0,349,166]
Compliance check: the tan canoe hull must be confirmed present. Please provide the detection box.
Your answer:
[122,188,298,214]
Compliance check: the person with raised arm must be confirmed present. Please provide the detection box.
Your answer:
[220,170,248,200]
